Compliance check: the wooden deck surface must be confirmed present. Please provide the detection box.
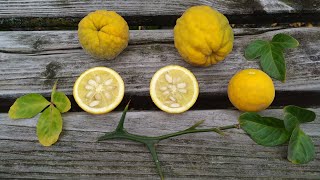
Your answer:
[1,110,319,179]
[0,0,320,179]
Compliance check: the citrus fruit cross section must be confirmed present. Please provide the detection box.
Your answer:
[73,67,125,114]
[150,65,199,114]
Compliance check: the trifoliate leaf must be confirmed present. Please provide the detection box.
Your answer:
[288,126,315,164]
[272,34,299,49]
[260,43,286,82]
[244,40,269,60]
[9,94,50,119]
[52,91,71,113]
[239,112,290,146]
[244,33,299,82]
[36,105,62,146]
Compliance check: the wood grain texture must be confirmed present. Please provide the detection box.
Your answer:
[257,0,320,13]
[0,0,319,18]
[0,0,251,17]
[0,108,320,179]
[0,0,320,28]
[0,27,319,108]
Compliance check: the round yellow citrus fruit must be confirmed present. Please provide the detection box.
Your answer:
[228,69,275,112]
[78,10,129,60]
[174,6,234,67]
[73,67,125,114]
[150,65,199,113]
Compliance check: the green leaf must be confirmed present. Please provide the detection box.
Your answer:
[245,33,299,82]
[9,94,50,119]
[284,113,299,133]
[244,40,269,60]
[52,91,71,113]
[288,126,315,164]
[239,112,290,146]
[272,34,299,49]
[36,105,62,146]
[260,43,286,82]
[284,105,316,123]
[283,106,316,133]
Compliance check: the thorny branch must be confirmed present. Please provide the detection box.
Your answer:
[97,102,239,180]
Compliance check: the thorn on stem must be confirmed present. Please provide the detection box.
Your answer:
[187,120,206,130]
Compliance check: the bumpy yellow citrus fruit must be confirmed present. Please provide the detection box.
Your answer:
[174,6,234,67]
[73,67,125,114]
[228,69,275,112]
[150,65,199,114]
[78,10,129,60]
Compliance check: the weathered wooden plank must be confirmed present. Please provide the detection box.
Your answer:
[0,109,319,179]
[0,0,251,17]
[0,0,319,28]
[0,27,319,110]
[0,0,319,18]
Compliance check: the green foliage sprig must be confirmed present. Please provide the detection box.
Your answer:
[9,81,71,146]
[245,33,299,82]
[239,105,316,164]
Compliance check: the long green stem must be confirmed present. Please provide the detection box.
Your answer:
[156,124,239,140]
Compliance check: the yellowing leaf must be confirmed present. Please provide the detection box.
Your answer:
[52,91,71,113]
[36,105,62,146]
[9,94,50,119]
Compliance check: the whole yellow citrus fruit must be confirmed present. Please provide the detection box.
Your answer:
[78,10,129,60]
[174,6,234,67]
[228,69,275,112]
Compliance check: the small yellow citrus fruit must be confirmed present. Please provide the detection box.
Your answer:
[174,6,234,67]
[78,10,129,60]
[150,65,199,114]
[228,69,275,112]
[73,67,125,114]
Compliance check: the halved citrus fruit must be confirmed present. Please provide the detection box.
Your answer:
[150,65,199,113]
[73,67,125,114]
